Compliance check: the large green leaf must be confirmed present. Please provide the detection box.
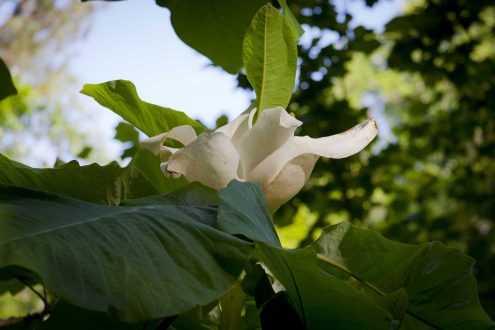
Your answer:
[0,149,168,205]
[0,154,124,205]
[0,57,17,101]
[313,222,495,330]
[243,3,297,113]
[0,185,253,322]
[217,181,280,247]
[255,243,394,329]
[81,80,204,137]
[156,0,267,74]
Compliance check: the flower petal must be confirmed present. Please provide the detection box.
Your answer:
[246,119,377,185]
[142,125,197,155]
[301,119,378,159]
[238,107,302,178]
[215,108,256,150]
[162,132,240,189]
[263,154,318,211]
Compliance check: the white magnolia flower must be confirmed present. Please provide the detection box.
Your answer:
[142,107,377,210]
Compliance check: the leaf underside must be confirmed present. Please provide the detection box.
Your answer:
[0,185,252,322]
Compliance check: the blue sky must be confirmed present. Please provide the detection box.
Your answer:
[72,1,250,129]
[72,0,405,130]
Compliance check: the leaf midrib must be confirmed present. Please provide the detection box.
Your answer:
[0,205,166,245]
[316,253,444,330]
[258,6,269,115]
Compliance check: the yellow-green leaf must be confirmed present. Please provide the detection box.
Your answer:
[243,4,297,115]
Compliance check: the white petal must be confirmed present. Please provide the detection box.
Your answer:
[302,119,378,159]
[163,132,239,189]
[141,125,197,155]
[263,154,318,211]
[238,107,302,178]
[215,108,256,150]
[246,119,377,185]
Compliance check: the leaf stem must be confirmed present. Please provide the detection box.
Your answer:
[219,277,246,330]
[18,279,50,313]
[316,254,385,296]
[256,4,270,121]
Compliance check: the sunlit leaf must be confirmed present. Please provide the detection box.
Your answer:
[277,0,304,40]
[81,80,204,137]
[243,4,297,113]
[114,122,139,159]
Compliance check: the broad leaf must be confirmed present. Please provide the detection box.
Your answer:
[0,57,17,101]
[0,186,253,322]
[313,222,495,330]
[243,3,297,113]
[0,154,124,205]
[255,243,394,329]
[156,0,267,74]
[81,80,204,137]
[217,181,280,247]
[122,182,218,209]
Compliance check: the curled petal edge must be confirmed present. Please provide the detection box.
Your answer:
[246,119,378,185]
[141,125,197,155]
[215,108,256,150]
[238,107,303,178]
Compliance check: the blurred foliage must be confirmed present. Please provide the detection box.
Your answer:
[0,0,92,74]
[0,287,44,320]
[0,0,109,165]
[243,0,495,318]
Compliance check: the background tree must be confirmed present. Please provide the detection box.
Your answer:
[0,0,106,165]
[259,0,495,317]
